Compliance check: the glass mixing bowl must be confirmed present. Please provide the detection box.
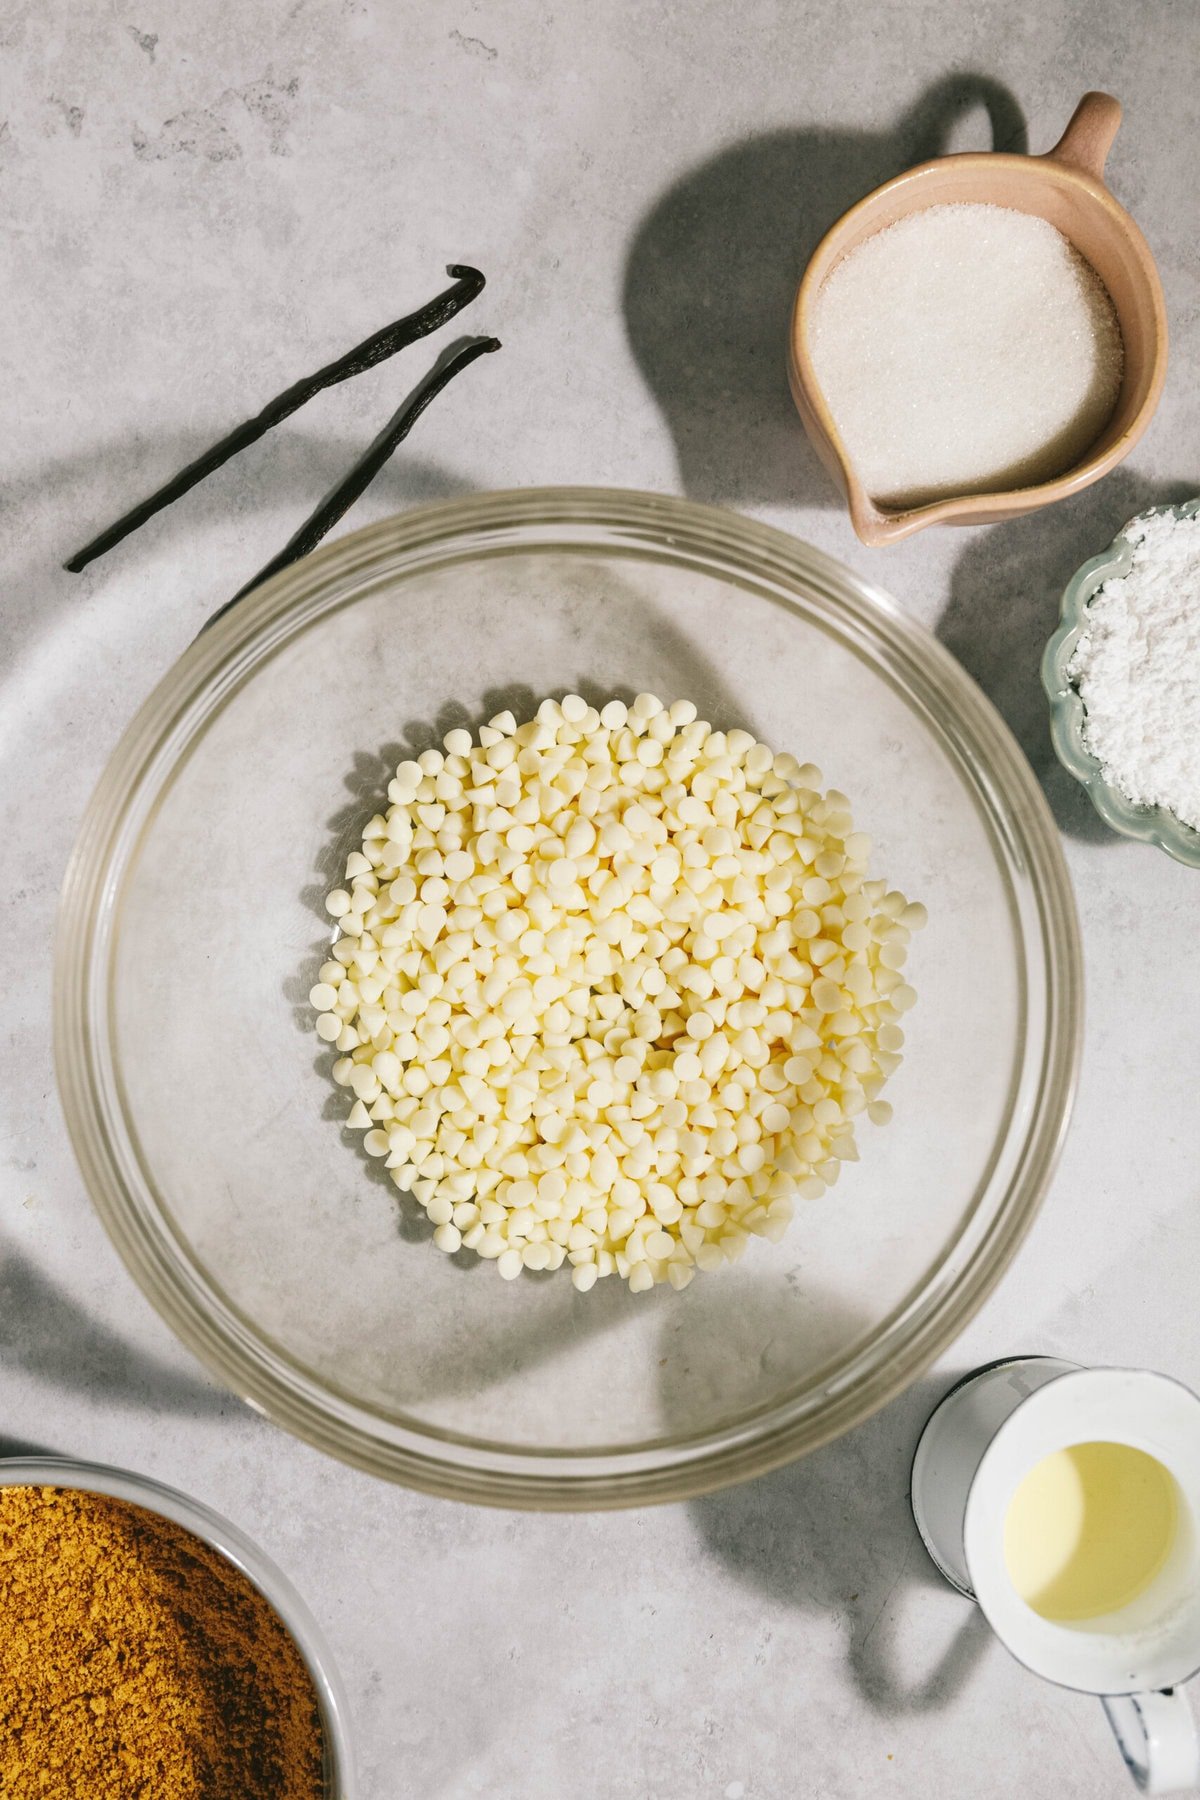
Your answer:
[56,488,1081,1508]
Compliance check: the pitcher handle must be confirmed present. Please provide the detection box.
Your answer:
[1043,90,1122,180]
[1103,1690,1200,1794]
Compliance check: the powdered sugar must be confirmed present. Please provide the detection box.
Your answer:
[1067,508,1200,831]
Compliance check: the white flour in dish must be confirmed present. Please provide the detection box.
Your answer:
[1067,508,1200,831]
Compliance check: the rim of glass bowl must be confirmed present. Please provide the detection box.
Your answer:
[1042,496,1200,868]
[55,487,1082,1509]
[0,1455,355,1795]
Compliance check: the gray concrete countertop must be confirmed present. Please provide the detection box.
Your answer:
[3,3,1199,1795]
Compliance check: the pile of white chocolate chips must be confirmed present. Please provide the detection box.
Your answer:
[311,695,924,1292]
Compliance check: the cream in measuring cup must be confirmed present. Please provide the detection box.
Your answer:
[912,1360,1200,1794]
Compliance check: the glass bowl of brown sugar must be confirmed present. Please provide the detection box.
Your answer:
[0,1455,355,1798]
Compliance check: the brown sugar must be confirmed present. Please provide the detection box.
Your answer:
[0,1485,324,1798]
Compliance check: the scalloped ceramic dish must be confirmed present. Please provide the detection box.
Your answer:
[1042,497,1200,867]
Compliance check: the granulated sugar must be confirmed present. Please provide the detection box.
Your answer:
[809,203,1123,507]
[1068,508,1200,832]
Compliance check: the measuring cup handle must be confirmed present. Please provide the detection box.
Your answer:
[1102,1690,1200,1794]
[1044,90,1122,179]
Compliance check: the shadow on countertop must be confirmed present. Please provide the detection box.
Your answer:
[678,1324,992,1716]
[623,73,1027,509]
[0,1243,240,1424]
[937,469,1198,843]
[0,1436,56,1461]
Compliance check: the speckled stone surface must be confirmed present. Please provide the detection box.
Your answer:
[3,4,1200,1795]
